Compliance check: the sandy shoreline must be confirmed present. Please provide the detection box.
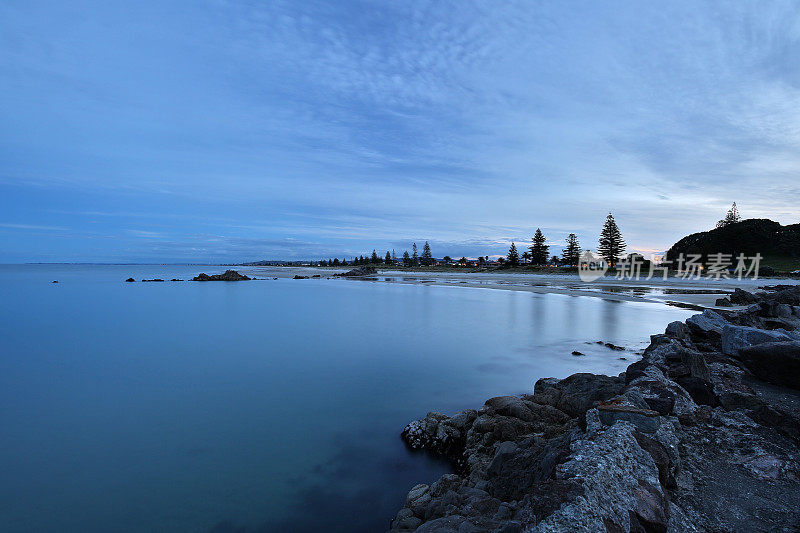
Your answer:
[240,266,800,309]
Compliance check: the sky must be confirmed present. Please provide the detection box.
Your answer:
[1,0,799,263]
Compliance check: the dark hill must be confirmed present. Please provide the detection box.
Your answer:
[665,219,800,271]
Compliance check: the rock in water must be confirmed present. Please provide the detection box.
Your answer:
[333,266,376,277]
[192,270,251,281]
[391,284,800,533]
[125,278,136,282]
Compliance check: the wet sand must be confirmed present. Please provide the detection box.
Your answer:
[242,266,800,309]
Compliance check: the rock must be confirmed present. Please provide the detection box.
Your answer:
[596,404,661,433]
[768,287,800,306]
[293,275,309,279]
[675,376,719,406]
[715,297,733,307]
[401,410,476,460]
[333,266,376,277]
[680,350,711,381]
[170,278,183,281]
[141,278,164,282]
[192,270,250,281]
[760,265,776,276]
[721,325,795,356]
[664,321,691,341]
[571,351,584,356]
[51,280,58,283]
[603,342,625,351]
[747,405,800,441]
[125,278,136,282]
[730,288,759,305]
[541,373,624,418]
[686,310,729,336]
[531,423,667,533]
[738,341,800,389]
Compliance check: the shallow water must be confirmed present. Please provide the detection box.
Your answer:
[0,265,694,532]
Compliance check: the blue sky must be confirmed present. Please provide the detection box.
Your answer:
[2,1,799,263]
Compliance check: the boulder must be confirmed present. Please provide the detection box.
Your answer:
[333,266,376,277]
[730,288,759,305]
[551,373,624,418]
[686,310,729,336]
[675,376,719,406]
[192,270,250,281]
[715,297,733,307]
[664,321,691,341]
[738,341,800,389]
[596,404,661,433]
[721,325,795,355]
[125,278,135,282]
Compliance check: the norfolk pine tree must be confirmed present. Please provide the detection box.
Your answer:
[598,213,625,266]
[562,233,581,267]
[507,242,520,267]
[530,228,549,265]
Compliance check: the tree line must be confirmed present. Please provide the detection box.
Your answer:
[313,213,631,269]
[505,213,625,267]
[314,241,436,268]
[312,205,744,270]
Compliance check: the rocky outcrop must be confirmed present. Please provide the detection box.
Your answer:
[333,266,377,277]
[391,285,800,532]
[191,270,250,281]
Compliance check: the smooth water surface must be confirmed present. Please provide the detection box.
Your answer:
[0,265,695,532]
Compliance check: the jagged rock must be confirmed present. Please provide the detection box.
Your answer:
[721,325,796,356]
[674,376,719,406]
[715,297,732,307]
[686,310,729,336]
[192,270,250,281]
[738,341,800,389]
[393,286,800,532]
[597,403,661,433]
[730,288,759,305]
[664,321,691,342]
[534,373,624,419]
[531,423,667,533]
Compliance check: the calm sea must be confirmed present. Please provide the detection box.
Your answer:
[0,265,694,532]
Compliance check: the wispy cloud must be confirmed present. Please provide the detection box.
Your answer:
[1,1,799,262]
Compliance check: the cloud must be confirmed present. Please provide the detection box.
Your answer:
[1,1,799,262]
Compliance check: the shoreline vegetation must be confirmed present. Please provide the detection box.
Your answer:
[388,285,800,532]
[240,208,800,275]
